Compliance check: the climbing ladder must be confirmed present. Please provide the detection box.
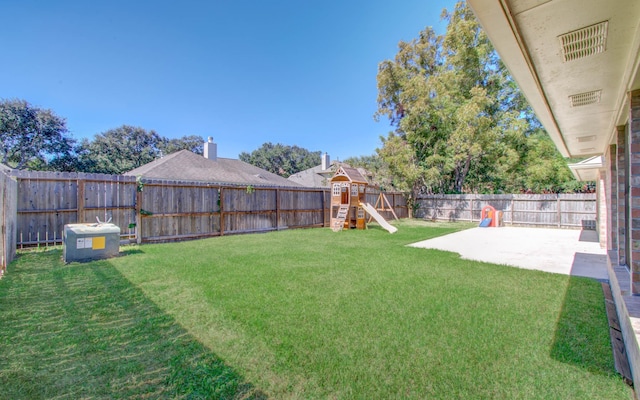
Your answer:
[332,205,350,232]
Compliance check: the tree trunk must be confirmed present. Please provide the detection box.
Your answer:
[453,155,473,193]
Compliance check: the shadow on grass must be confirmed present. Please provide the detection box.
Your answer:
[550,276,617,377]
[0,249,266,399]
[118,246,146,256]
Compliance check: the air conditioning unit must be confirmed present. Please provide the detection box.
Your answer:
[63,223,120,263]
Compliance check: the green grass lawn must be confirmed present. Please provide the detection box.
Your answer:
[0,220,632,399]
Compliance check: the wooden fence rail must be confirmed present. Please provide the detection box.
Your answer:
[5,171,408,249]
[416,193,597,228]
[1,170,597,262]
[11,170,137,248]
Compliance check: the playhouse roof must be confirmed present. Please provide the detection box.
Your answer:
[289,161,374,188]
[330,166,368,184]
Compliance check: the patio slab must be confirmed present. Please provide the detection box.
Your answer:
[408,226,607,280]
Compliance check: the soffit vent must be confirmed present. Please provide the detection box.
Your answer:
[558,21,608,62]
[569,90,602,107]
[579,147,596,153]
[576,135,596,143]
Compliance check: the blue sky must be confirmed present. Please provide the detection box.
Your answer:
[2,0,458,160]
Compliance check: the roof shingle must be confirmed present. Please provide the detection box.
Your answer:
[125,150,301,187]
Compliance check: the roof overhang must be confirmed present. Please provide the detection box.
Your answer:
[468,0,640,161]
[568,155,603,181]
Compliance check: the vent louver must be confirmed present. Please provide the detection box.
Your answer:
[569,90,602,107]
[559,21,608,62]
[577,135,596,143]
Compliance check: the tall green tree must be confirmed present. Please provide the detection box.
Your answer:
[343,154,392,189]
[158,135,204,156]
[376,132,425,216]
[239,143,321,177]
[375,2,529,195]
[521,131,577,193]
[78,125,162,174]
[0,99,76,170]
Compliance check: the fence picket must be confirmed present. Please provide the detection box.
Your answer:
[416,193,596,228]
[1,170,597,256]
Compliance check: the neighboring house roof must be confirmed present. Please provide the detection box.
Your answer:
[289,161,373,188]
[125,150,301,187]
[288,164,334,187]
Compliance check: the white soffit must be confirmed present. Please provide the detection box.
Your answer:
[468,0,640,158]
[558,21,608,62]
[569,90,602,108]
[568,156,603,182]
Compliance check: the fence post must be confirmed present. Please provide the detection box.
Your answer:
[510,198,514,225]
[557,195,562,228]
[1,173,6,275]
[136,189,142,244]
[276,188,281,230]
[77,178,85,223]
[1,172,17,271]
[219,187,225,236]
[322,188,327,227]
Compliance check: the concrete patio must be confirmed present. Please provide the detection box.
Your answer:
[408,226,607,280]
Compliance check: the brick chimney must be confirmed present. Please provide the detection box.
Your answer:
[204,137,217,161]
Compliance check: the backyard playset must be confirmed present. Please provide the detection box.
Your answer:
[329,166,397,233]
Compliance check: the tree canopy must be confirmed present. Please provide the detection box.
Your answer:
[0,98,206,174]
[375,1,578,196]
[77,125,162,174]
[77,126,204,174]
[239,143,321,177]
[0,99,75,170]
[343,154,392,189]
[158,135,204,156]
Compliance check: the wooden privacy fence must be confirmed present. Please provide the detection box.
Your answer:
[0,169,598,264]
[416,193,597,228]
[137,179,331,241]
[11,170,137,248]
[364,191,407,222]
[1,170,17,273]
[6,171,408,249]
